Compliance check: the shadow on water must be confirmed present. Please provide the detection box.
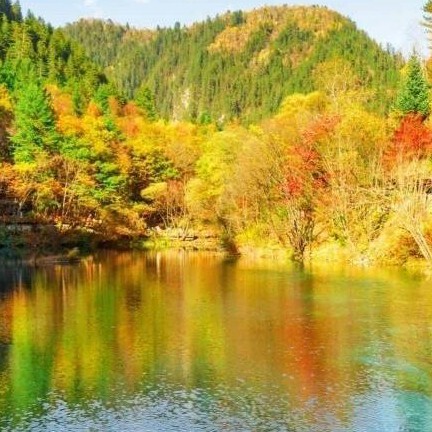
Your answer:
[0,266,33,294]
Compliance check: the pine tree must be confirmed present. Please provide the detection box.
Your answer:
[135,85,157,121]
[0,0,12,20]
[11,1,21,22]
[11,81,58,163]
[394,55,430,118]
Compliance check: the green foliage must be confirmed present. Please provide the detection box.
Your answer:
[394,55,430,118]
[93,160,126,202]
[93,83,119,114]
[11,80,58,163]
[199,111,212,125]
[230,10,245,26]
[135,85,157,120]
[0,0,22,22]
[0,1,106,104]
[64,6,401,124]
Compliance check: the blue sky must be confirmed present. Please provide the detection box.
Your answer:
[19,0,428,54]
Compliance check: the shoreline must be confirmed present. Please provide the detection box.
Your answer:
[0,229,430,274]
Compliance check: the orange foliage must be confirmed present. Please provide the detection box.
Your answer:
[282,115,336,198]
[122,102,140,117]
[116,145,132,177]
[108,96,122,117]
[50,91,74,117]
[283,144,326,199]
[0,163,17,189]
[57,115,84,136]
[301,114,340,146]
[386,114,432,164]
[116,103,149,139]
[86,101,103,118]
[117,116,141,139]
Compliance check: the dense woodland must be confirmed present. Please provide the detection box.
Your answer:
[64,7,402,123]
[1,0,432,266]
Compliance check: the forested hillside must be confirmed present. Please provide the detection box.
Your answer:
[64,6,403,123]
[0,2,106,107]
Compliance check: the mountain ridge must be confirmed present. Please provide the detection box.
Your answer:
[64,5,403,123]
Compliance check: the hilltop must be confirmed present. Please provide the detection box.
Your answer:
[64,5,403,123]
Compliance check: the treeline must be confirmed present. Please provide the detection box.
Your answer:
[64,6,403,123]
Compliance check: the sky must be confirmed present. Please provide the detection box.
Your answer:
[18,0,429,55]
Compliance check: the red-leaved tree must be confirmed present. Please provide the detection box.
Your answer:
[387,114,432,164]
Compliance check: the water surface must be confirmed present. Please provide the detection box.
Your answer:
[0,251,431,431]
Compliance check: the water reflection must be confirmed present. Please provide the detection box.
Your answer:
[0,251,431,431]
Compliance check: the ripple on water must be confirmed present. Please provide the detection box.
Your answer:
[0,383,392,432]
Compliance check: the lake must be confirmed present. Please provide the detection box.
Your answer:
[0,251,431,431]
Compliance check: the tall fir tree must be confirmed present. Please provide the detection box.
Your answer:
[135,85,157,121]
[395,55,430,118]
[11,80,58,163]
[11,1,22,22]
[0,0,12,19]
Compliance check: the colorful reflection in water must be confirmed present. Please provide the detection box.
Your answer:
[0,251,431,431]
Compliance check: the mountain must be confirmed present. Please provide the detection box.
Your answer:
[64,6,403,123]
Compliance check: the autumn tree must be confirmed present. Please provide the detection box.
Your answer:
[0,85,13,161]
[312,58,361,108]
[317,105,388,260]
[382,115,432,263]
[186,127,242,226]
[222,93,330,261]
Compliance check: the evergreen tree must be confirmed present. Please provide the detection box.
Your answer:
[11,1,22,22]
[11,81,58,163]
[71,82,84,115]
[93,83,114,114]
[0,0,12,19]
[395,55,430,118]
[198,110,212,125]
[230,10,245,26]
[135,85,157,120]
